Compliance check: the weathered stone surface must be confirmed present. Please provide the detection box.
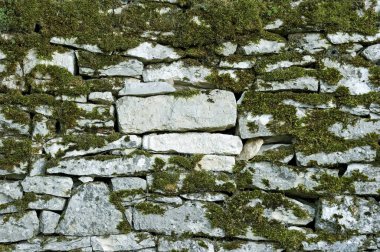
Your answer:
[242,39,286,55]
[288,33,331,54]
[48,155,154,177]
[116,90,236,134]
[241,162,338,194]
[218,241,281,252]
[297,146,377,166]
[124,42,181,61]
[21,176,73,198]
[158,237,214,252]
[263,55,315,72]
[28,195,66,211]
[111,177,147,191]
[256,76,319,92]
[320,58,376,95]
[40,210,60,234]
[23,49,76,75]
[56,182,124,236]
[237,113,274,139]
[29,157,46,177]
[254,144,294,164]
[41,236,92,251]
[180,193,227,202]
[0,110,30,135]
[344,163,380,195]
[327,32,380,44]
[219,59,255,69]
[78,56,143,77]
[50,37,102,53]
[303,234,368,252]
[329,119,380,140]
[316,196,380,234]
[88,92,114,103]
[118,79,176,96]
[142,61,212,84]
[216,41,238,56]
[0,180,22,204]
[362,44,380,63]
[0,211,39,243]
[237,138,264,161]
[91,233,156,251]
[133,201,224,237]
[142,133,243,155]
[195,155,235,173]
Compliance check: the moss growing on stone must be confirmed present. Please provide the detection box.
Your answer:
[205,190,308,250]
[171,89,201,99]
[62,132,121,151]
[206,70,254,93]
[168,154,203,170]
[181,170,236,193]
[312,170,373,195]
[151,170,181,195]
[135,202,166,215]
[0,137,32,171]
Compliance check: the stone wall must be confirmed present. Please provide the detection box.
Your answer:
[0,0,380,251]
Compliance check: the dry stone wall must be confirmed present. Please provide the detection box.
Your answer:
[0,0,380,251]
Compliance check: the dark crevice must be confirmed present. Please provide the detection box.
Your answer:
[34,23,42,33]
[337,164,348,177]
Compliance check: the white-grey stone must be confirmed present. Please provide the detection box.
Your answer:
[0,50,6,60]
[78,58,143,77]
[23,49,76,75]
[118,79,176,96]
[21,176,73,198]
[148,195,183,205]
[195,155,235,173]
[237,138,264,161]
[64,135,141,158]
[78,177,94,183]
[362,44,380,63]
[48,155,154,177]
[327,31,380,44]
[0,180,22,204]
[142,61,212,84]
[329,119,380,140]
[219,59,255,69]
[116,90,237,134]
[340,105,370,117]
[28,195,66,211]
[142,133,243,155]
[237,113,274,139]
[316,196,380,234]
[158,237,214,252]
[40,211,60,234]
[180,193,227,202]
[111,177,147,191]
[56,182,124,236]
[344,163,380,195]
[264,55,316,72]
[297,146,377,166]
[91,233,156,251]
[288,33,331,54]
[133,201,224,237]
[242,39,286,55]
[88,92,114,103]
[218,241,281,252]
[29,157,46,176]
[50,37,102,53]
[255,144,294,164]
[303,234,368,252]
[42,236,92,251]
[256,76,319,92]
[124,42,181,61]
[216,42,238,56]
[0,211,39,243]
[320,58,374,95]
[242,162,339,193]
[0,111,30,135]
[264,19,284,30]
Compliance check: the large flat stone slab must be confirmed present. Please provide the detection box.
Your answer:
[116,90,237,134]
[133,201,224,237]
[56,182,124,236]
[91,233,156,251]
[142,133,243,155]
[0,211,39,243]
[47,155,155,177]
[21,176,73,198]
